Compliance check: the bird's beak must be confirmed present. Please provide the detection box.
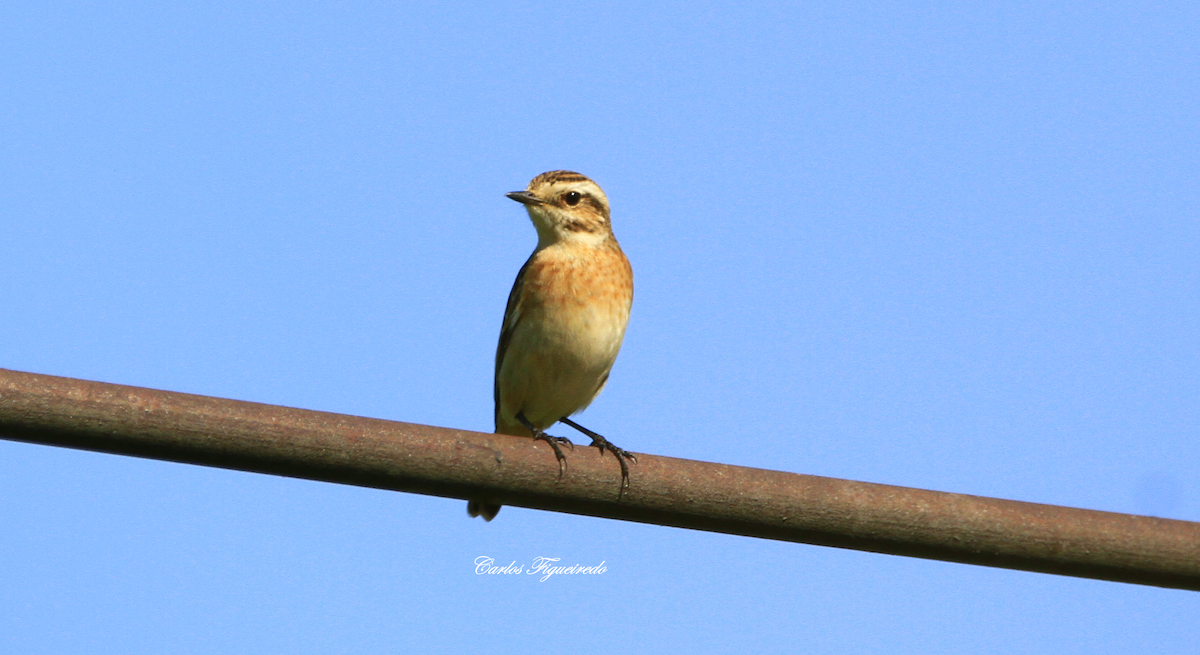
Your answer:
[506,191,545,206]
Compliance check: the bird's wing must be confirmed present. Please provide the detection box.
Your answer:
[494,253,535,429]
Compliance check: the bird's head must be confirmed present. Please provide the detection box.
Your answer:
[507,171,613,247]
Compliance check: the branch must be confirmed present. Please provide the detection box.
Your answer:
[1,368,1196,590]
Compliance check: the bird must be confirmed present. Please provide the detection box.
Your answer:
[468,170,636,521]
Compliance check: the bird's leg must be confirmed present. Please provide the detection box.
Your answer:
[558,417,637,494]
[516,412,573,479]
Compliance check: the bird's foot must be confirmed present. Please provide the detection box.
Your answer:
[589,434,636,492]
[517,412,574,479]
[558,417,637,495]
[532,429,574,479]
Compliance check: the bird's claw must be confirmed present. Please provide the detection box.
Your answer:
[588,435,636,495]
[532,431,574,479]
[556,417,637,497]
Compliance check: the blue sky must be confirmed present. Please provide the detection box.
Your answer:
[2,1,1197,652]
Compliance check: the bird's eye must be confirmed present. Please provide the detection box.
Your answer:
[564,191,582,206]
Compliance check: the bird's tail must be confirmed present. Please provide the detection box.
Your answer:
[467,500,501,521]
[466,422,535,521]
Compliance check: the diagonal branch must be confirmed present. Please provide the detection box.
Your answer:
[1,367,1197,591]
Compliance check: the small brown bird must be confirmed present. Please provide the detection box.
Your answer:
[468,171,635,521]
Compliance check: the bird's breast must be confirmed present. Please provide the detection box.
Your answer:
[517,244,633,365]
[495,242,633,430]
